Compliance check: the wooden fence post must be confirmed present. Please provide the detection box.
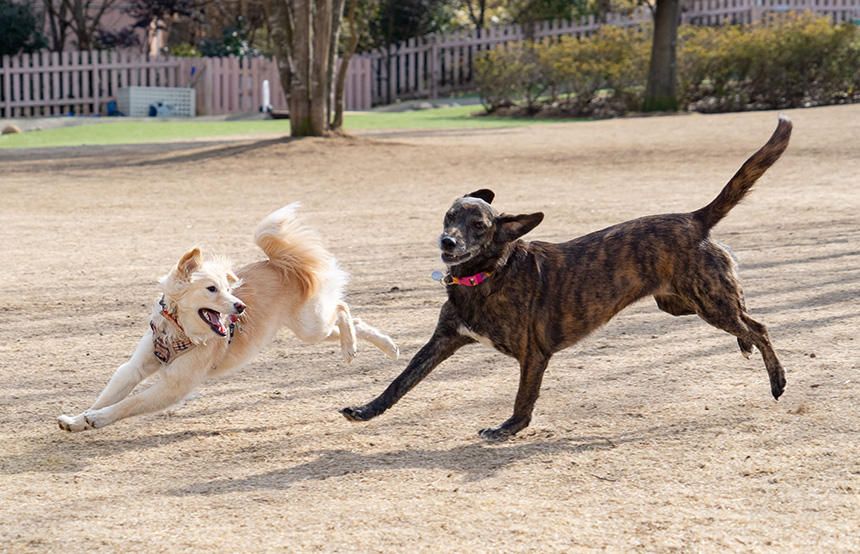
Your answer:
[751,0,762,24]
[429,35,439,99]
[92,50,101,115]
[1,55,10,118]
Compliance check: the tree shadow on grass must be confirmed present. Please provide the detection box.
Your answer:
[128,137,294,167]
[0,137,294,169]
[167,416,750,495]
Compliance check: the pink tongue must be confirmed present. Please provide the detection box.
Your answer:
[206,310,223,332]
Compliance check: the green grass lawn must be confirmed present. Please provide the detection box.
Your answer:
[0,105,578,149]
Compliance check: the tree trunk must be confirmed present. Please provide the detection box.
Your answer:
[290,0,316,135]
[326,0,347,128]
[265,0,344,137]
[643,0,680,112]
[464,0,486,29]
[308,0,332,135]
[69,0,93,50]
[331,0,360,131]
[44,0,71,52]
[61,0,118,51]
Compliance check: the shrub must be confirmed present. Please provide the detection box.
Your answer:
[475,26,649,117]
[475,43,547,112]
[678,12,860,111]
[541,26,650,115]
[168,42,203,57]
[474,12,860,117]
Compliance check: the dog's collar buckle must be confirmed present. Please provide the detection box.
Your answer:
[446,271,493,287]
[228,314,242,343]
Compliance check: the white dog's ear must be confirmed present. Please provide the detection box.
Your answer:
[176,247,201,278]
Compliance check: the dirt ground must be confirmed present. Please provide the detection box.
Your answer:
[1,105,858,552]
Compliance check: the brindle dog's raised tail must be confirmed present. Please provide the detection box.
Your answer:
[693,115,793,230]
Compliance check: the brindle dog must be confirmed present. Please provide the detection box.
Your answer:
[342,116,792,439]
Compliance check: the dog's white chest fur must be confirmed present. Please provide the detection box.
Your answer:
[458,324,494,347]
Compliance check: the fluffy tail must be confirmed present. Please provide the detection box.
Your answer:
[254,203,330,301]
[693,115,792,230]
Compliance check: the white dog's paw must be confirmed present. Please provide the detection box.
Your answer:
[384,338,400,360]
[342,343,357,363]
[57,413,94,432]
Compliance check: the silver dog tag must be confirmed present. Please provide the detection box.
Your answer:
[430,270,445,282]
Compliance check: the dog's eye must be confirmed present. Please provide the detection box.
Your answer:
[471,221,486,231]
[207,286,218,293]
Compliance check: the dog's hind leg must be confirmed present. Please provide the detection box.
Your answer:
[656,292,753,358]
[293,299,357,362]
[478,352,550,440]
[334,302,358,363]
[696,304,785,399]
[738,312,784,398]
[735,292,755,359]
[353,317,399,359]
[681,259,785,399]
[655,294,696,316]
[737,337,755,359]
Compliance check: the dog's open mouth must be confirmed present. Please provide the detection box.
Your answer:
[198,308,227,337]
[441,251,472,264]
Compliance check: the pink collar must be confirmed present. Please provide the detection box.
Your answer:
[446,271,493,286]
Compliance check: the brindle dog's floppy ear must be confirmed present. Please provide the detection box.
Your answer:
[176,247,201,278]
[465,189,495,204]
[495,212,544,243]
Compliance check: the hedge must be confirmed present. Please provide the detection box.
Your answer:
[474,13,860,117]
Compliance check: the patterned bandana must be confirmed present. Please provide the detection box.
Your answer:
[150,320,195,364]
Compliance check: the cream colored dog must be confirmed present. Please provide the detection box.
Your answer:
[58,203,398,432]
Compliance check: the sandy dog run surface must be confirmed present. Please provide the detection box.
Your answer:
[1,105,858,551]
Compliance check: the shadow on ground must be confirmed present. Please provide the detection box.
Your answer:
[167,416,749,494]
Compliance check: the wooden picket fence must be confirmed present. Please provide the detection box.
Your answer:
[1,0,858,117]
[1,50,189,118]
[363,0,860,104]
[0,50,372,118]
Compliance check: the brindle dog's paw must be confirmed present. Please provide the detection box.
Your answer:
[771,374,787,400]
[478,426,514,441]
[340,405,373,422]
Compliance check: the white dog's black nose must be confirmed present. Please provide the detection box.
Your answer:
[234,302,246,314]
[440,236,457,251]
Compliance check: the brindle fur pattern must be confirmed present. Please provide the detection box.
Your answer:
[342,116,792,440]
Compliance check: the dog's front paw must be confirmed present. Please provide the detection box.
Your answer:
[340,405,375,422]
[771,372,787,400]
[58,413,94,432]
[478,426,514,441]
